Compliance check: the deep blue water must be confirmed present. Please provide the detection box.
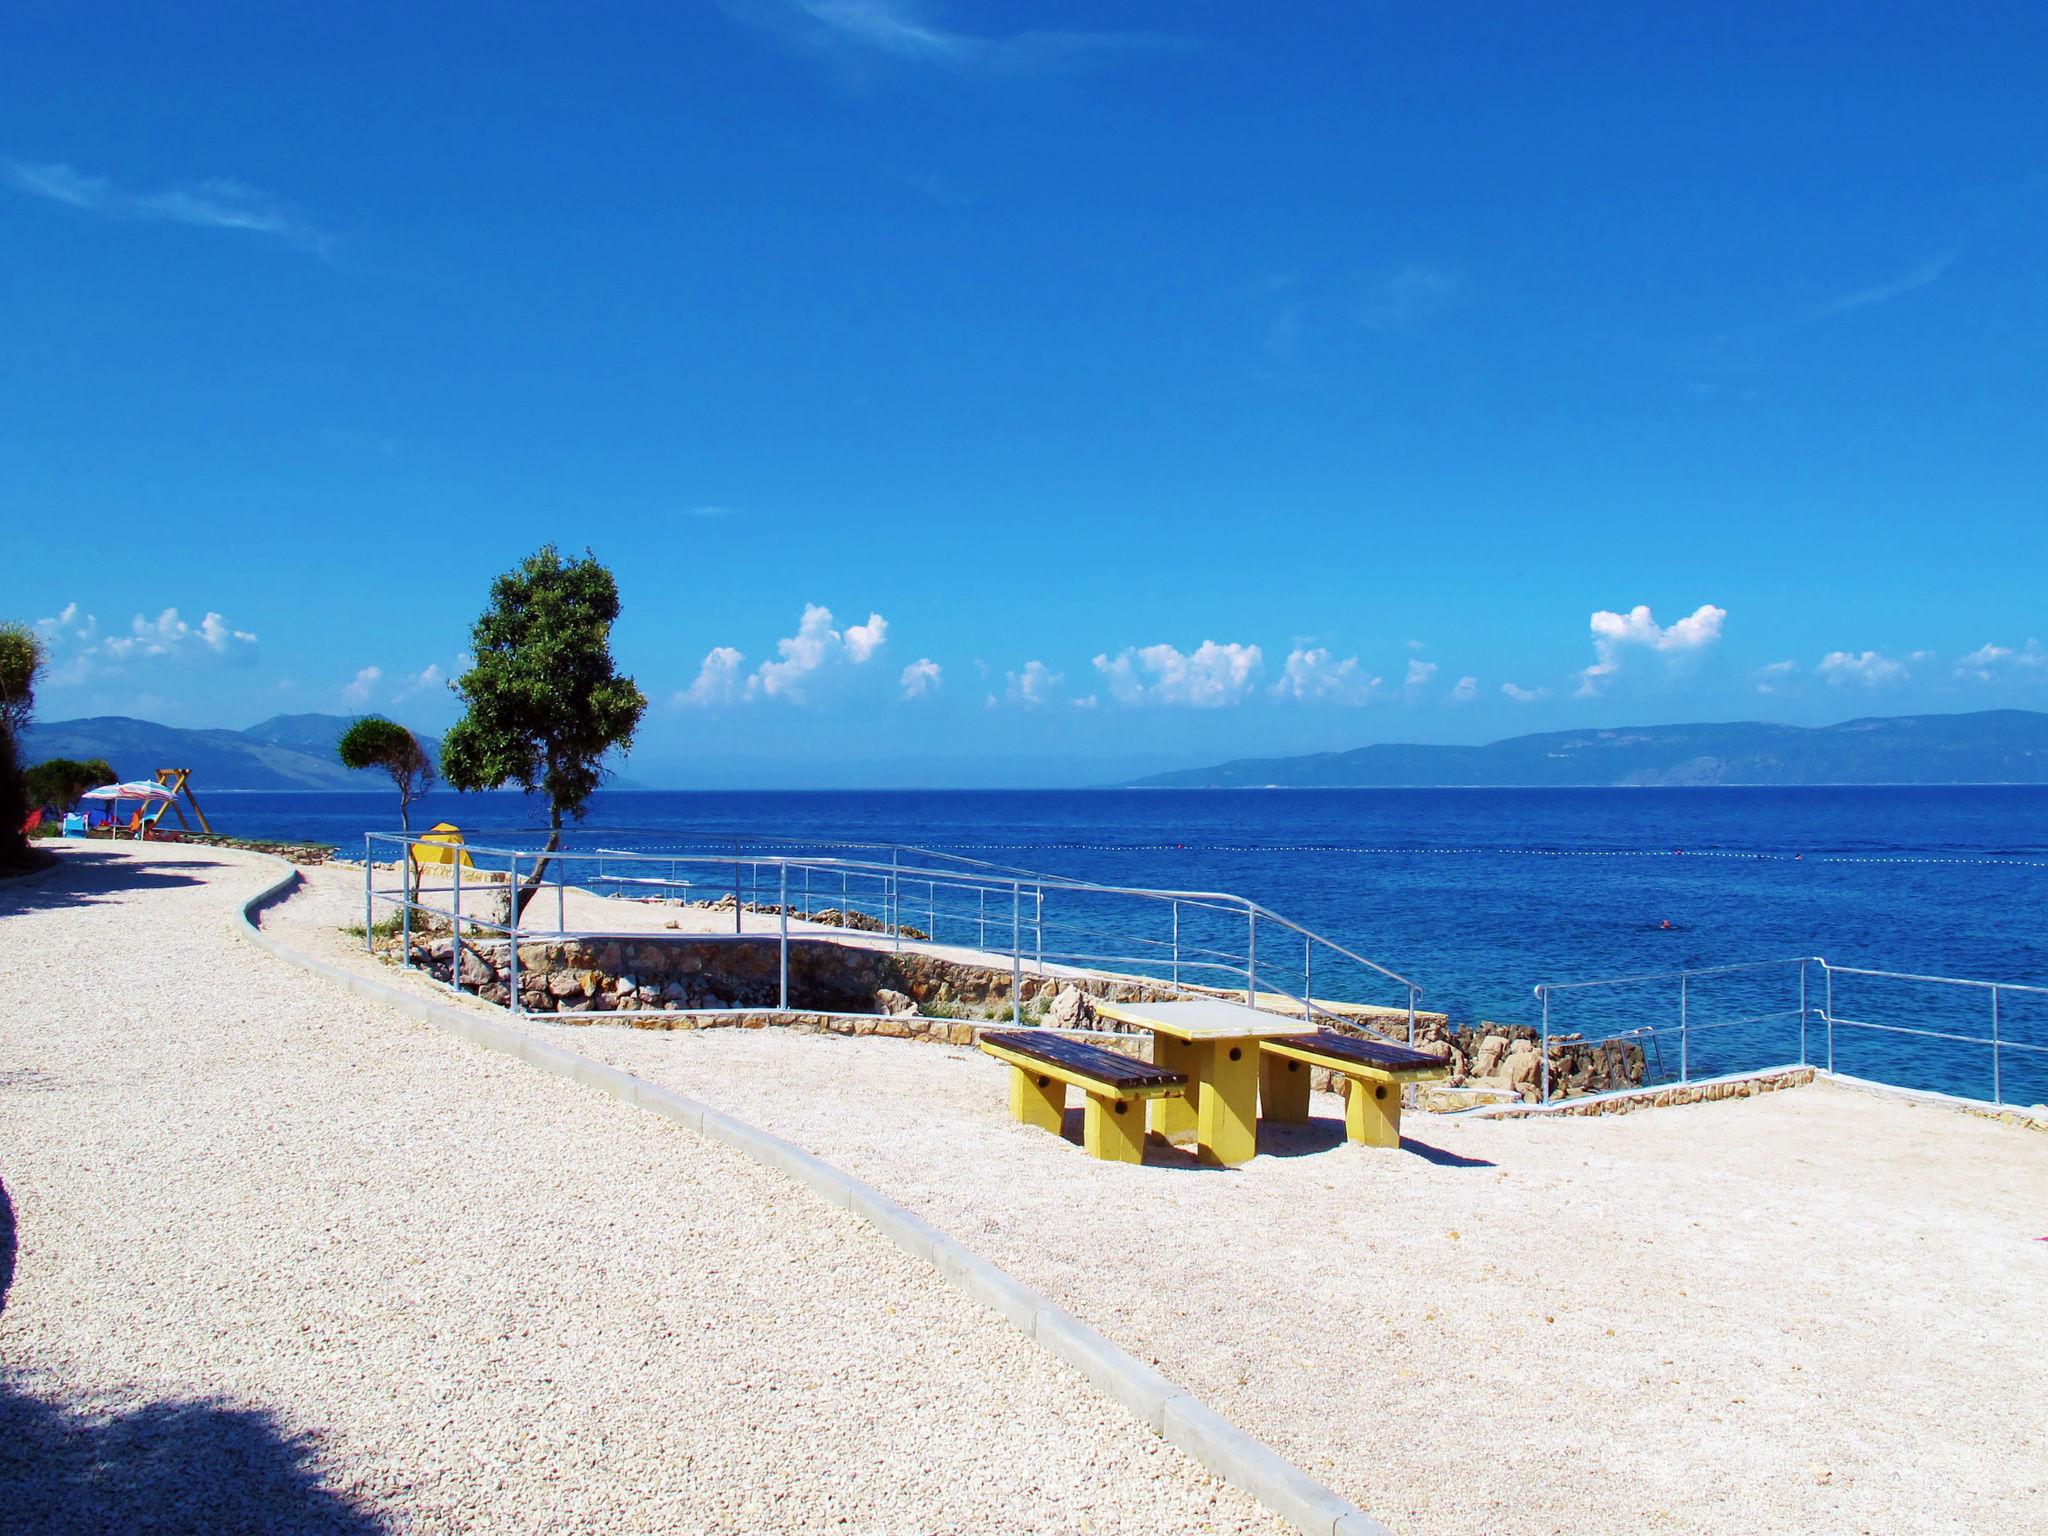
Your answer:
[206,786,2048,1105]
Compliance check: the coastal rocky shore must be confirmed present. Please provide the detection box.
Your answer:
[381,925,1645,1103]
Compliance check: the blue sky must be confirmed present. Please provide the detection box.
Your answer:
[4,2,2046,786]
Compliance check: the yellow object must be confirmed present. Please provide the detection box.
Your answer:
[1008,1064,1066,1135]
[979,1038,1181,1165]
[1095,999,1306,1169]
[1259,1052,1312,1124]
[149,767,213,835]
[409,822,477,873]
[1259,1037,1447,1150]
[1343,1077,1402,1148]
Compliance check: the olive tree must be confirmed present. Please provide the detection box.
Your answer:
[24,757,116,814]
[337,716,436,832]
[439,546,645,917]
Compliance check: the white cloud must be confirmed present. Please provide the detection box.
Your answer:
[1005,660,1062,708]
[1447,675,1478,703]
[1817,649,1909,689]
[1819,248,1961,316]
[1272,647,1379,706]
[1501,682,1550,703]
[1955,641,2046,682]
[1577,602,1726,696]
[683,603,892,704]
[1756,659,1801,695]
[843,612,888,663]
[37,601,257,681]
[1093,641,1263,708]
[678,646,748,707]
[899,657,941,699]
[343,666,381,706]
[740,0,1168,75]
[2,158,330,255]
[385,663,447,700]
[1361,262,1460,328]
[1403,658,1438,696]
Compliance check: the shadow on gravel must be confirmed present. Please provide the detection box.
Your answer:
[0,1179,385,1533]
[0,849,228,919]
[0,1386,390,1536]
[1398,1138,1496,1169]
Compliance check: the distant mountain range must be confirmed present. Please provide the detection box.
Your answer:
[1128,710,2048,788]
[21,713,441,791]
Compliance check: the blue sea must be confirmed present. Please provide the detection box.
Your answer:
[207,786,2048,1106]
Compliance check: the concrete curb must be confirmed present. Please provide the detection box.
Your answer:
[231,857,1393,1536]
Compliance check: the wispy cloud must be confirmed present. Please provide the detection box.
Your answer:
[1361,262,1460,328]
[1953,640,2046,683]
[728,0,1176,76]
[1,158,331,255]
[1816,649,1909,689]
[1446,675,1478,703]
[1755,659,1800,696]
[899,657,941,699]
[1003,659,1062,709]
[35,601,258,684]
[1818,248,1960,316]
[343,666,382,706]
[1272,646,1378,706]
[1501,682,1550,704]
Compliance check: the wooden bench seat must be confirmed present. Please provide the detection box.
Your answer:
[1259,1029,1448,1148]
[979,1030,1187,1163]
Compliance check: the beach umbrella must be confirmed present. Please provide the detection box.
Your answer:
[79,781,179,802]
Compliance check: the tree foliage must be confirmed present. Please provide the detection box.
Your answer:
[440,546,645,911]
[337,716,436,832]
[0,621,45,865]
[24,757,116,813]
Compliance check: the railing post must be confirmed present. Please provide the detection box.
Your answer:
[557,852,566,934]
[1034,888,1043,974]
[892,848,901,953]
[1303,935,1312,1022]
[1991,984,2001,1104]
[979,886,986,948]
[1798,960,1808,1067]
[451,852,463,994]
[507,853,520,1014]
[1679,972,1689,1084]
[779,863,790,1012]
[1407,985,1418,1044]
[1171,901,1180,989]
[1246,906,1257,1005]
[401,842,413,971]
[733,838,743,935]
[363,834,374,950]
[1011,883,1023,1024]
[1825,966,1835,1073]
[1540,987,1551,1104]
[928,879,935,941]
[841,870,848,929]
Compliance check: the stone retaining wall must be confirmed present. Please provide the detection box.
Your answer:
[1475,1067,1815,1118]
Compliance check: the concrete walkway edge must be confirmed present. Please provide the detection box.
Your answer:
[232,858,1393,1536]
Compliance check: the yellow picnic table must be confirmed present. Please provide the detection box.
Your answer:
[408,822,476,879]
[1092,998,1310,1168]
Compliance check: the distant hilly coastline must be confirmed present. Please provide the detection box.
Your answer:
[1127,710,2048,788]
[21,713,441,791]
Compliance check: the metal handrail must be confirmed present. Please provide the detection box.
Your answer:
[365,832,1425,1037]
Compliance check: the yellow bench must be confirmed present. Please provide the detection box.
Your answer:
[1260,1030,1448,1148]
[979,1030,1187,1164]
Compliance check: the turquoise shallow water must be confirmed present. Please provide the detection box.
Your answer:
[205,785,2048,1105]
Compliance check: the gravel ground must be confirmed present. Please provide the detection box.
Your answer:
[280,858,2048,1536]
[0,843,1291,1536]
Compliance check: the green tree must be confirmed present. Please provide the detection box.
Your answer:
[24,757,117,814]
[439,546,646,916]
[0,622,46,865]
[336,717,436,832]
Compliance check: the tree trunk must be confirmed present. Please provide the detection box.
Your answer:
[512,806,562,922]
